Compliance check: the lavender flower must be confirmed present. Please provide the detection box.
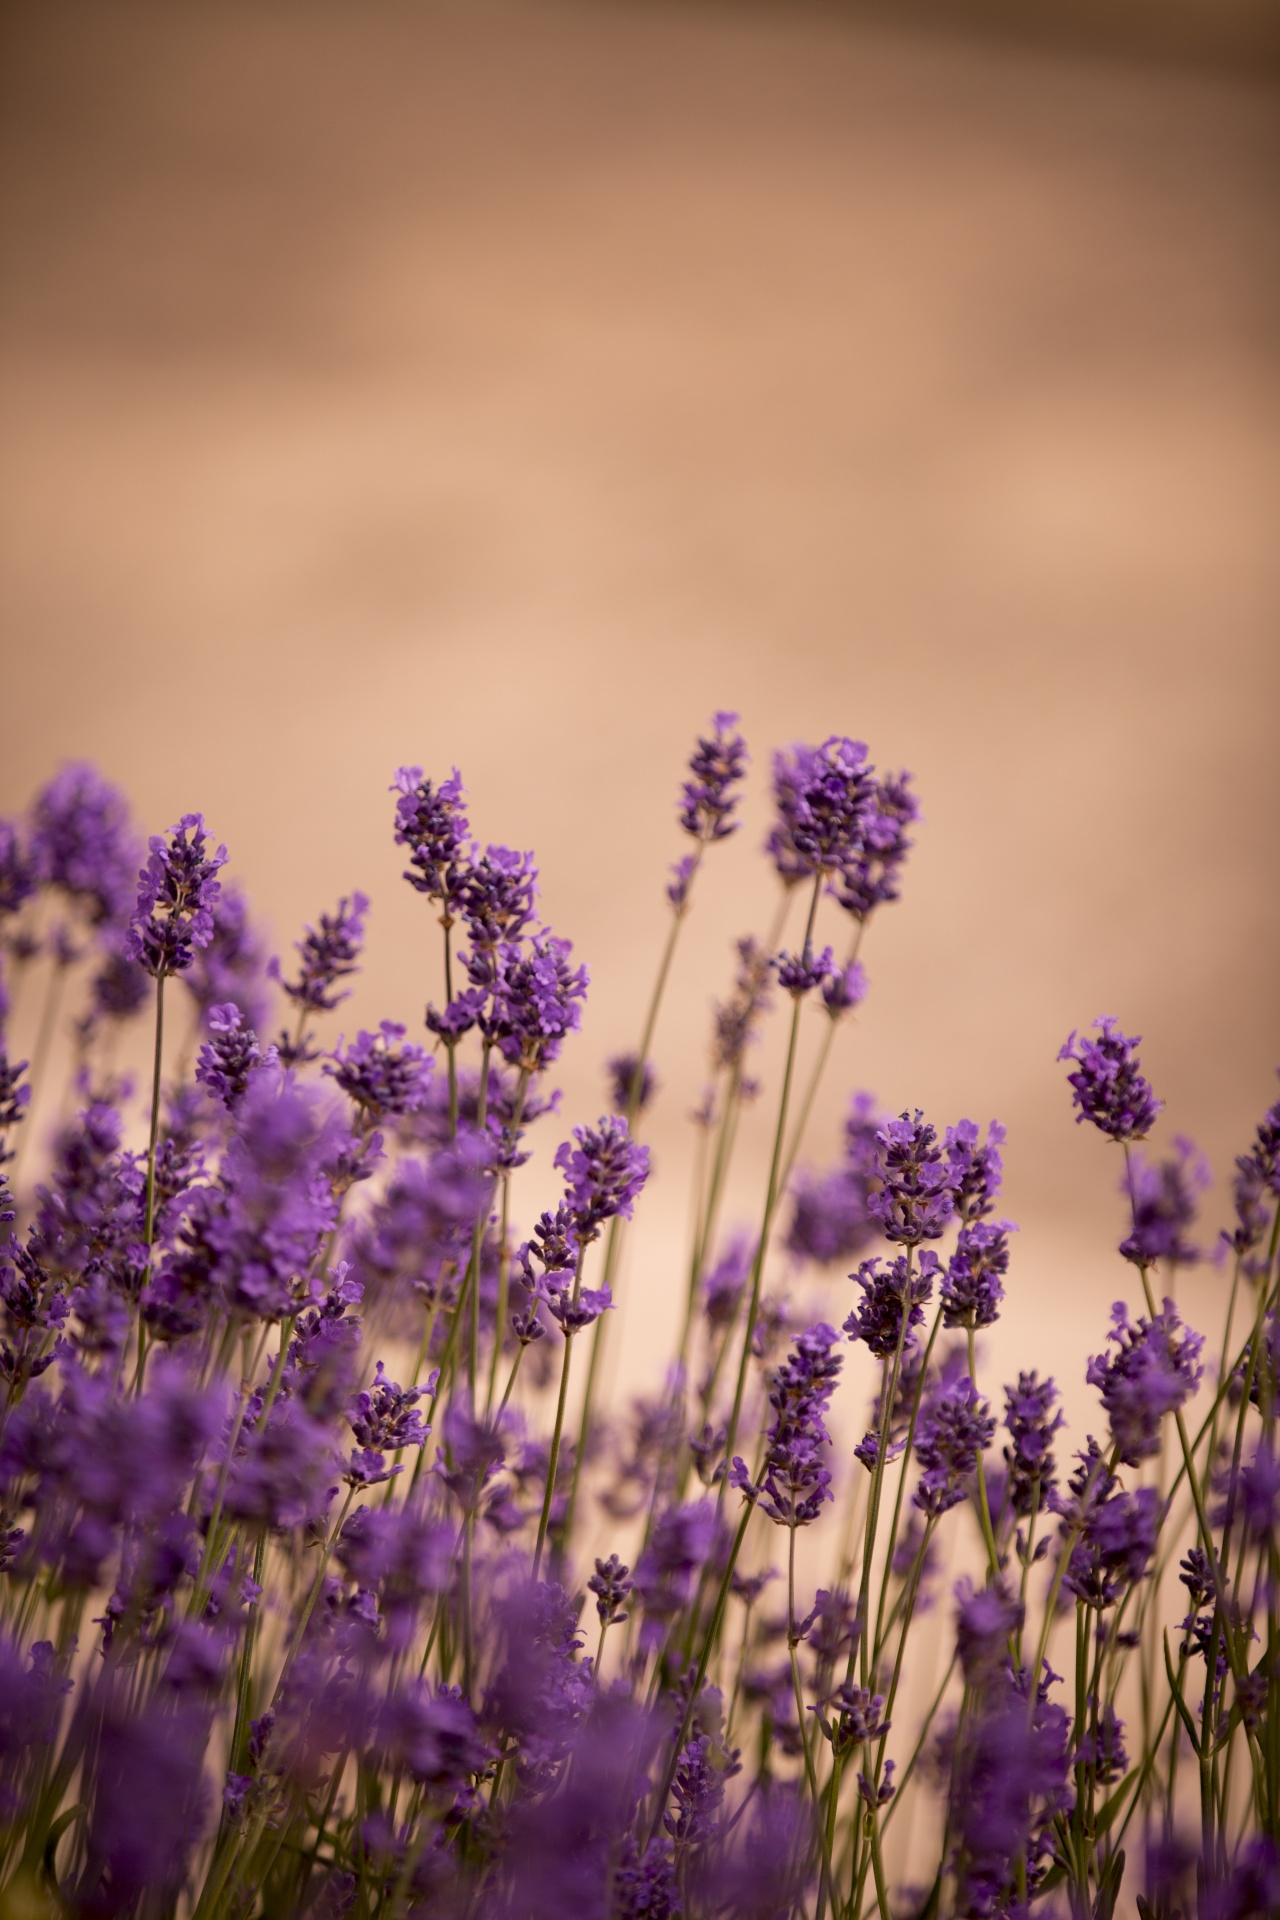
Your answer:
[775,944,833,996]
[913,1374,995,1517]
[270,891,369,1015]
[126,814,226,978]
[607,1050,657,1115]
[0,1050,30,1163]
[1003,1370,1063,1516]
[391,765,469,912]
[1055,1441,1159,1607]
[833,768,919,919]
[555,1115,650,1240]
[743,1322,843,1527]
[954,1577,1023,1690]
[0,820,37,920]
[182,878,271,1030]
[666,852,697,913]
[1086,1298,1204,1466]
[633,1501,718,1649]
[844,1251,938,1356]
[821,958,867,1018]
[786,1157,878,1267]
[459,844,538,954]
[940,1219,1015,1329]
[195,1002,275,1110]
[345,1361,429,1486]
[868,1110,956,1245]
[485,928,588,1071]
[30,762,138,927]
[945,1117,1006,1222]
[766,737,876,881]
[1058,1015,1162,1141]
[679,710,748,843]
[325,1021,434,1121]
[1119,1134,1210,1266]
[588,1553,632,1626]
[1076,1702,1128,1782]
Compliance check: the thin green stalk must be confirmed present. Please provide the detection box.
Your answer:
[533,1248,586,1576]
[143,970,167,1246]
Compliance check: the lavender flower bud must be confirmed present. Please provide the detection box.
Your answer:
[766,737,876,881]
[913,1375,995,1517]
[833,769,919,920]
[940,1219,1015,1330]
[30,762,139,928]
[868,1111,956,1245]
[1002,1370,1063,1516]
[588,1552,632,1626]
[270,891,369,1015]
[126,814,227,979]
[844,1251,937,1357]
[196,1003,275,1110]
[325,1021,434,1122]
[607,1051,656,1116]
[555,1115,650,1240]
[678,710,748,843]
[1119,1135,1209,1267]
[1086,1298,1203,1467]
[391,765,469,912]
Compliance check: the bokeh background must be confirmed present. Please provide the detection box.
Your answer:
[2,0,1278,1435]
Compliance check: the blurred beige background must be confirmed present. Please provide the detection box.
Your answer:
[1,0,1278,1429]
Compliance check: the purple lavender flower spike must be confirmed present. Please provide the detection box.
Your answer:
[0,820,37,920]
[748,1322,843,1527]
[196,1003,276,1110]
[712,935,774,1072]
[126,814,226,978]
[0,1050,31,1163]
[1002,1371,1063,1516]
[767,737,876,881]
[1086,1298,1203,1466]
[633,1500,718,1650]
[844,1251,937,1355]
[1120,1134,1210,1267]
[1054,1440,1160,1607]
[787,1156,878,1267]
[954,1577,1023,1690]
[555,1115,650,1240]
[588,1552,632,1626]
[941,1219,1016,1329]
[913,1374,996,1516]
[30,762,139,927]
[776,944,833,996]
[485,929,588,1071]
[459,844,538,954]
[945,1117,1006,1222]
[345,1361,429,1486]
[325,1021,434,1122]
[607,1050,657,1116]
[1058,1015,1162,1141]
[821,958,867,1018]
[679,710,748,843]
[868,1111,956,1245]
[833,768,920,920]
[666,852,697,913]
[391,765,469,913]
[270,891,369,1015]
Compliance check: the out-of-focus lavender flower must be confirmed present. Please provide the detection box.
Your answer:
[1003,1371,1063,1516]
[787,1158,878,1267]
[950,1670,1072,1918]
[712,935,774,1072]
[271,892,369,1016]
[766,737,876,882]
[0,1050,30,1163]
[665,1733,731,1847]
[776,944,833,996]
[812,1681,890,1758]
[30,762,138,928]
[633,1500,719,1651]
[1058,1016,1162,1142]
[325,1020,433,1123]
[1076,1702,1128,1782]
[485,929,589,1071]
[607,1050,657,1116]
[196,1003,276,1110]
[81,936,151,1033]
[1225,1086,1280,1266]
[182,878,271,1031]
[224,1393,337,1533]
[954,1578,1023,1691]
[30,1096,143,1284]
[1234,1437,1280,1544]
[913,1374,995,1517]
[844,1251,937,1357]
[555,1115,650,1241]
[1055,1440,1160,1608]
[1086,1298,1204,1466]
[701,1233,752,1330]
[666,852,697,913]
[80,1696,213,1913]
[869,1111,956,1245]
[0,819,37,923]
[613,1837,681,1920]
[1201,1836,1280,1920]
[1119,1134,1210,1267]
[739,1322,843,1527]
[1,1234,68,1393]
[376,1680,490,1794]
[392,765,469,913]
[679,710,748,843]
[126,814,226,978]
[833,769,920,920]
[941,1219,1015,1329]
[821,958,867,1018]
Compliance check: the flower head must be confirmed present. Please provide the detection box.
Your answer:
[0,820,37,920]
[767,737,876,880]
[832,769,919,920]
[821,959,867,1018]
[555,1115,650,1240]
[913,1374,995,1517]
[607,1051,657,1117]
[183,881,271,1032]
[1002,1371,1063,1516]
[844,1251,937,1357]
[391,765,469,912]
[485,929,588,1071]
[1120,1135,1210,1267]
[325,1022,434,1122]
[1086,1298,1203,1466]
[588,1552,632,1626]
[749,1322,843,1527]
[940,1220,1015,1330]
[1058,1016,1161,1142]
[776,945,833,996]
[126,815,226,979]
[30,763,138,927]
[679,710,748,843]
[868,1111,956,1245]
[195,1004,276,1110]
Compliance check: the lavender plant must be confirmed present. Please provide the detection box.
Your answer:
[0,735,1274,1920]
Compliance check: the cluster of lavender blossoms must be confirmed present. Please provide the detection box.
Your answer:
[0,732,1274,1920]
